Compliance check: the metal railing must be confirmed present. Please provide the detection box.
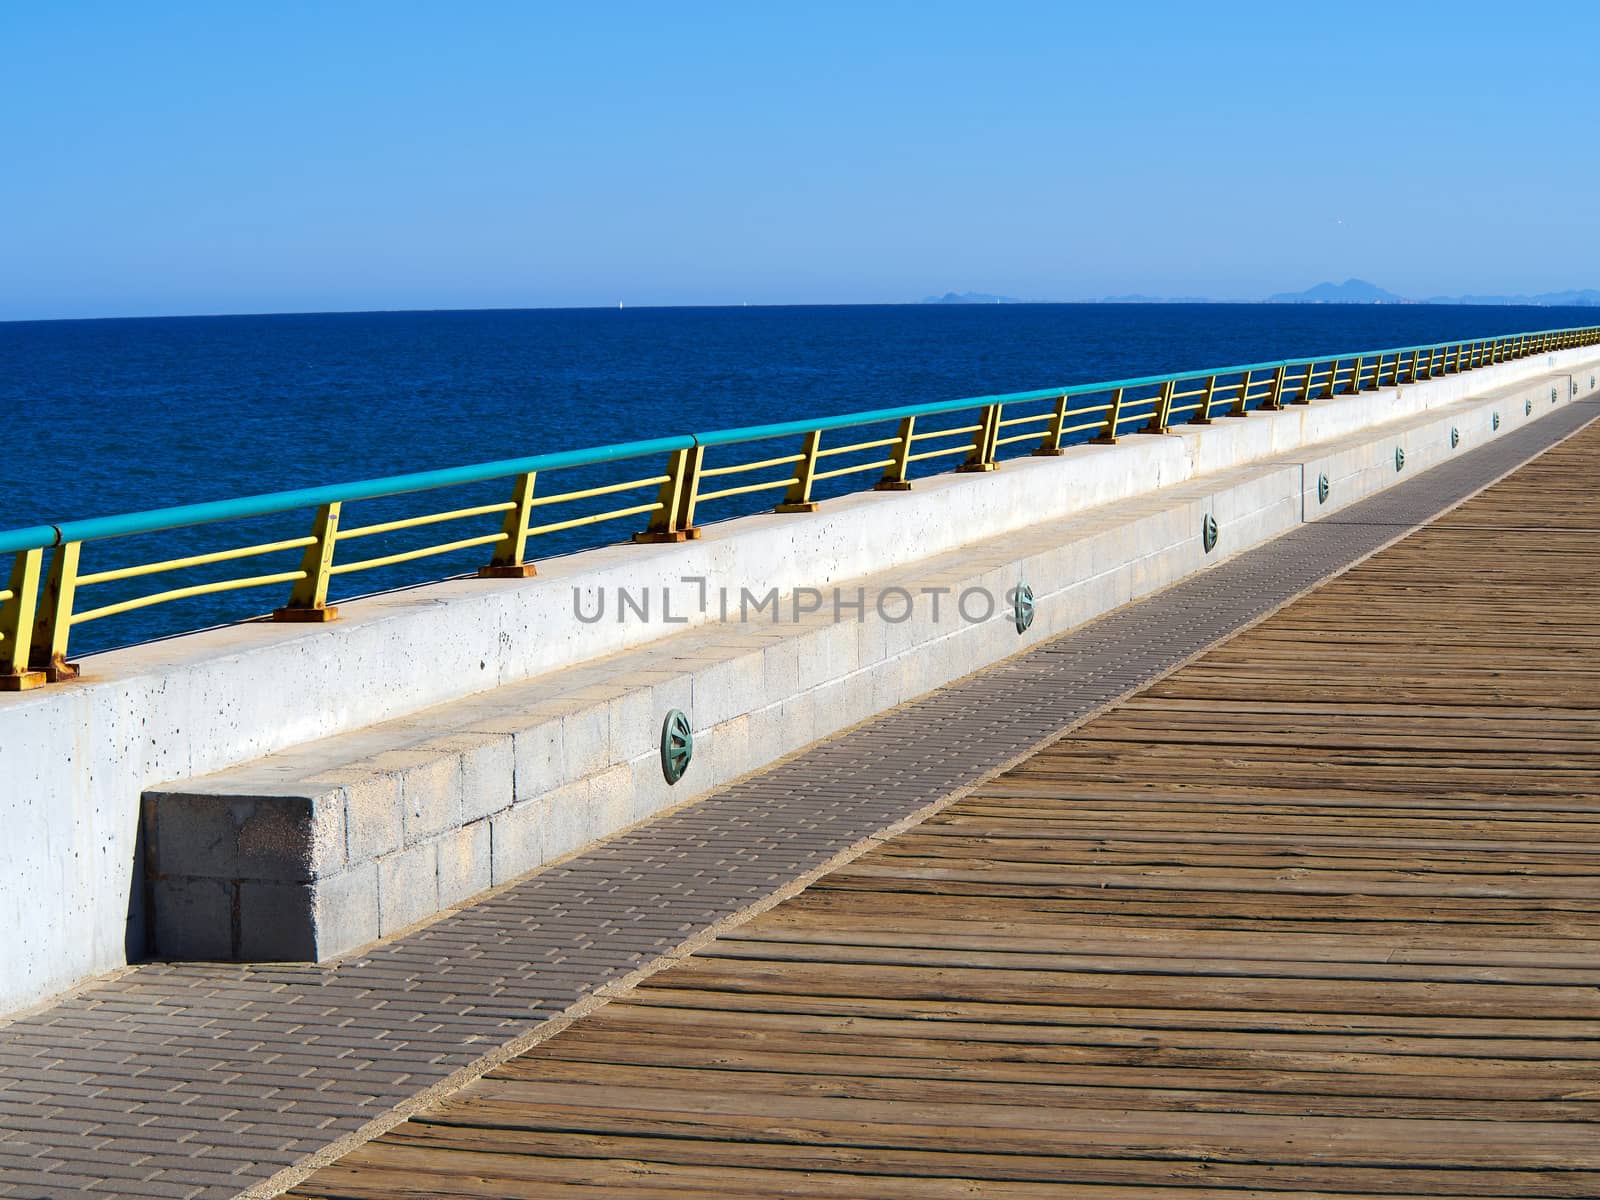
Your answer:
[3,323,1597,689]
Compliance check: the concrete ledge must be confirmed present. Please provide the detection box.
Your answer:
[6,348,1598,1007]
[140,366,1592,961]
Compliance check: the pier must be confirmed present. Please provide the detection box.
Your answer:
[0,331,1597,1197]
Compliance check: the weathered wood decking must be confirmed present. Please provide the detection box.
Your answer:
[289,427,1600,1199]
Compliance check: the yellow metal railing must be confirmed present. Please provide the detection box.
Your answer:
[3,322,1597,689]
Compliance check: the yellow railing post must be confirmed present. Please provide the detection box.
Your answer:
[876,416,917,488]
[1292,362,1316,404]
[636,445,704,542]
[1321,360,1339,399]
[1094,389,1126,442]
[1347,357,1363,394]
[1261,365,1286,411]
[1189,375,1218,424]
[1033,394,1069,455]
[1407,350,1420,383]
[1,549,47,690]
[1142,379,1176,433]
[1227,370,1253,417]
[959,403,1002,470]
[272,503,341,622]
[27,541,81,681]
[478,471,538,578]
[776,430,822,512]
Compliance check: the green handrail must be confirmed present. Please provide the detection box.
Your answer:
[2,321,1595,689]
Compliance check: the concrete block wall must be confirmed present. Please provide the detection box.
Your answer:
[6,348,1600,1010]
[140,367,1588,962]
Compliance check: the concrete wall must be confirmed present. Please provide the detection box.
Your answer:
[3,348,1597,1012]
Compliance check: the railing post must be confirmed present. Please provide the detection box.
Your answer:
[0,549,47,690]
[1141,379,1176,433]
[273,503,341,622]
[959,403,1002,470]
[636,444,704,542]
[876,416,916,489]
[1407,350,1420,383]
[1347,357,1363,394]
[1094,389,1126,442]
[776,430,822,512]
[1291,361,1316,404]
[27,541,81,681]
[478,471,539,578]
[1260,364,1287,411]
[1189,375,1217,424]
[1227,370,1252,417]
[1321,360,1339,399]
[1033,394,1069,455]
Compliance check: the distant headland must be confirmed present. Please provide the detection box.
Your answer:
[921,291,1022,304]
[920,279,1600,307]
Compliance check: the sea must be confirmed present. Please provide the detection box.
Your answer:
[2,303,1589,653]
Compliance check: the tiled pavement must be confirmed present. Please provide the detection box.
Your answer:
[1,399,1596,1200]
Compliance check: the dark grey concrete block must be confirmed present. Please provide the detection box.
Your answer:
[148,877,233,960]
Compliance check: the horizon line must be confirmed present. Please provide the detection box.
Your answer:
[6,296,1597,327]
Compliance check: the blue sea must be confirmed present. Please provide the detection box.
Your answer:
[2,303,1589,653]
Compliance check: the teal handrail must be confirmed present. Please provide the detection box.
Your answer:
[1,321,1595,688]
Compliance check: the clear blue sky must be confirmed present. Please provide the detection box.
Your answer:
[2,1,1594,320]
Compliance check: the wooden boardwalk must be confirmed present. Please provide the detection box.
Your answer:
[289,427,1600,1199]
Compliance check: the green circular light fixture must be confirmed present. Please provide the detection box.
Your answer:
[1525,398,1533,415]
[1316,473,1330,504]
[1449,427,1459,449]
[1202,514,1219,554]
[1492,412,1501,430]
[660,709,693,784]
[1013,582,1035,634]
[1394,446,1405,472]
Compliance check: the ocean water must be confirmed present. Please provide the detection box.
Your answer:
[2,303,1588,653]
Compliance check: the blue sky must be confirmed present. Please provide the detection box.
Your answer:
[2,1,1595,320]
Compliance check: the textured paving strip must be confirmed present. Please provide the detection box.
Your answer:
[0,399,1595,1200]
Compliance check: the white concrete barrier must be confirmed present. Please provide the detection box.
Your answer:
[3,348,1597,1013]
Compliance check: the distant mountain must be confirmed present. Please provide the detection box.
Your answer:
[1267,280,1599,306]
[920,291,1022,304]
[1266,279,1406,304]
[1101,293,1216,304]
[1418,289,1600,307]
[919,282,1599,307]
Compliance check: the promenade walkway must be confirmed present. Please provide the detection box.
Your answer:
[0,400,1595,1199]
[287,423,1600,1197]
